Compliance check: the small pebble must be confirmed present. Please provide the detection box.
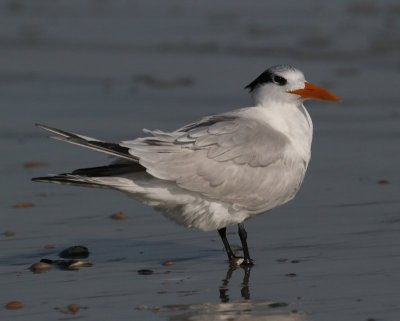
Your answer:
[59,245,89,259]
[67,260,93,270]
[162,260,174,266]
[40,259,93,270]
[285,273,297,277]
[377,180,389,185]
[23,161,48,168]
[5,300,23,310]
[138,269,154,275]
[110,211,127,220]
[276,258,288,263]
[3,230,16,237]
[30,262,52,273]
[67,304,80,315]
[268,302,288,308]
[12,202,34,208]
[291,260,301,264]
[55,304,87,315]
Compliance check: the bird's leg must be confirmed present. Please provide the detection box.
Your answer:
[238,223,254,266]
[218,227,240,263]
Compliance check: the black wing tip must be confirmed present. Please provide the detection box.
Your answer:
[32,175,80,186]
[33,124,139,162]
[35,123,48,129]
[35,123,61,132]
[72,163,145,177]
[32,176,56,183]
[32,174,68,181]
[34,123,62,135]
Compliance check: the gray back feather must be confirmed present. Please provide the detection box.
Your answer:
[121,113,293,210]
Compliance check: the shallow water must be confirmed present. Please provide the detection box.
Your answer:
[1,1,400,320]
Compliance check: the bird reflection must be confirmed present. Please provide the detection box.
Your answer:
[163,264,303,321]
[219,265,252,303]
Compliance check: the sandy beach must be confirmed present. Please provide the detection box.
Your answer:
[1,1,400,320]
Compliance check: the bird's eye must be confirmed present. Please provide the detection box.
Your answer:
[273,75,287,86]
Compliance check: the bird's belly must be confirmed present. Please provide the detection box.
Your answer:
[160,199,248,231]
[116,175,242,231]
[117,161,308,231]
[160,162,307,230]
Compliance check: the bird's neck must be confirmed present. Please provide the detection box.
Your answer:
[253,101,313,162]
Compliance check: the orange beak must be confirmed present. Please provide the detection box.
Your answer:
[288,82,340,102]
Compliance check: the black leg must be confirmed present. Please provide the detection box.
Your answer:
[238,223,254,266]
[218,227,237,261]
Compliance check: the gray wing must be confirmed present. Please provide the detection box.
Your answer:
[35,124,138,162]
[122,114,291,210]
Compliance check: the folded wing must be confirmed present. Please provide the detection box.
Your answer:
[122,114,291,210]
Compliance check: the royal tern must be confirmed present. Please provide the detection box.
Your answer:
[33,65,339,266]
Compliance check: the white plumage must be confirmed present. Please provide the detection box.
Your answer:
[33,65,339,265]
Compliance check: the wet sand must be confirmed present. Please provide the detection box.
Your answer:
[1,1,400,320]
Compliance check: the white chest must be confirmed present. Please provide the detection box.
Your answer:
[245,104,313,164]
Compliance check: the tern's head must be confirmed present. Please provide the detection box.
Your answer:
[245,65,340,106]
